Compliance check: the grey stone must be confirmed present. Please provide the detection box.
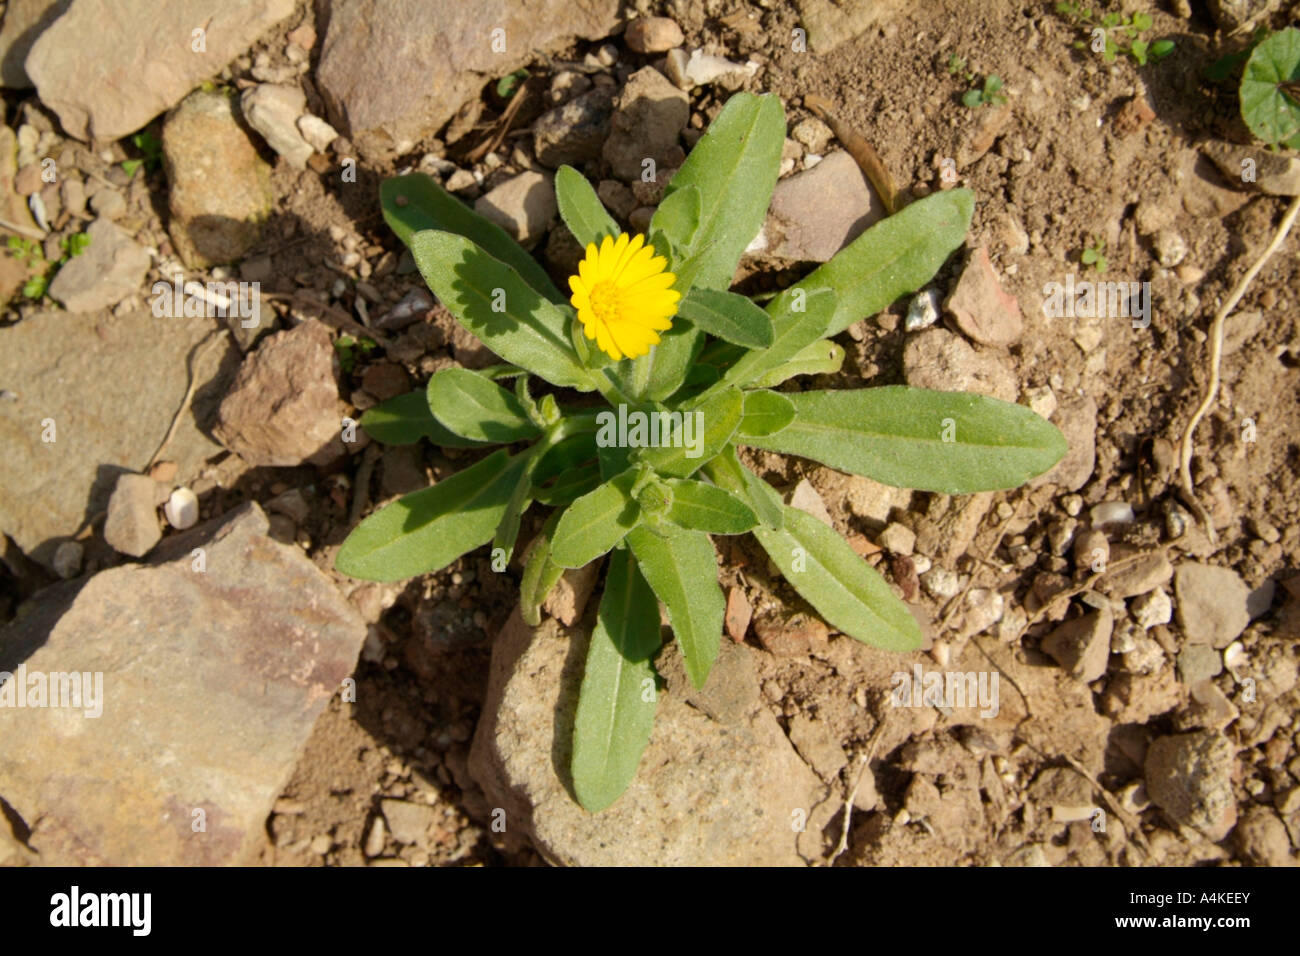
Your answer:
[760,151,884,262]
[240,84,313,169]
[1145,730,1238,841]
[602,66,688,182]
[25,0,295,141]
[903,327,1018,402]
[102,473,161,557]
[532,88,615,168]
[1174,562,1250,649]
[214,319,347,468]
[468,609,828,866]
[162,90,274,268]
[473,171,556,244]
[47,218,150,313]
[0,503,366,864]
[0,0,70,88]
[0,308,232,569]
[1177,644,1222,686]
[316,0,619,159]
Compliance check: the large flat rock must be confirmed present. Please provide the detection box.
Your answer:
[469,609,829,866]
[0,308,235,568]
[25,0,294,141]
[0,503,367,865]
[316,0,620,159]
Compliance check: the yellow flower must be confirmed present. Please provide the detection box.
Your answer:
[568,232,680,361]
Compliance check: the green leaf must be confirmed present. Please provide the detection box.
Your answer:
[360,390,489,447]
[1131,11,1152,31]
[551,468,642,568]
[662,92,785,291]
[1241,28,1300,148]
[754,505,922,652]
[793,189,974,338]
[409,230,592,391]
[555,165,620,249]
[533,430,598,485]
[675,287,774,348]
[426,367,541,443]
[571,549,662,812]
[632,386,744,477]
[636,324,706,402]
[381,173,563,303]
[648,184,701,270]
[534,462,603,506]
[1150,39,1175,61]
[663,478,757,534]
[717,288,837,392]
[627,523,723,689]
[702,444,784,530]
[737,390,795,438]
[962,88,984,108]
[751,337,845,388]
[336,450,528,581]
[520,512,565,627]
[742,386,1068,494]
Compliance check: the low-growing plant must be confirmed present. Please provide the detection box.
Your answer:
[962,74,1007,108]
[1223,27,1300,149]
[337,92,1066,811]
[7,231,90,299]
[1080,236,1108,272]
[1056,4,1175,66]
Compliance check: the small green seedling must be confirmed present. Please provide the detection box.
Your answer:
[121,130,163,178]
[337,92,1066,812]
[334,333,379,375]
[1080,237,1108,273]
[7,231,90,300]
[496,68,529,100]
[1056,4,1174,65]
[946,54,974,81]
[962,74,1007,108]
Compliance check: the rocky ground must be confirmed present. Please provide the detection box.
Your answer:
[1,0,1299,867]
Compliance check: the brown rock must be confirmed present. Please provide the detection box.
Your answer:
[1174,562,1250,649]
[754,611,828,658]
[102,473,162,558]
[316,0,619,159]
[903,327,1017,402]
[762,151,885,262]
[602,66,689,182]
[162,89,273,268]
[625,16,684,53]
[0,503,367,865]
[468,609,827,865]
[215,319,347,467]
[1041,603,1113,683]
[25,0,295,141]
[542,562,600,627]
[944,245,1023,347]
[725,586,752,642]
[532,87,616,168]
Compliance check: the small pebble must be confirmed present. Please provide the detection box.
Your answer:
[163,487,200,530]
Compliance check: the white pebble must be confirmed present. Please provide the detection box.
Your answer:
[163,487,200,530]
[904,288,941,331]
[1090,501,1135,526]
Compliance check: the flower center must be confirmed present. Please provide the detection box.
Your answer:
[588,280,621,326]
